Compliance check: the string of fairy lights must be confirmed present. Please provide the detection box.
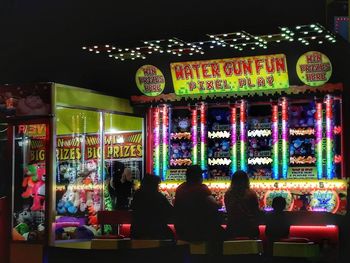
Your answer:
[82,23,338,61]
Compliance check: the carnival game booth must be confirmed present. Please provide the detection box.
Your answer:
[131,41,348,246]
[0,83,144,263]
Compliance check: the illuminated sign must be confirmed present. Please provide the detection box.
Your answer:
[287,166,317,179]
[170,54,289,95]
[135,65,165,96]
[17,124,46,137]
[56,132,142,161]
[296,51,332,86]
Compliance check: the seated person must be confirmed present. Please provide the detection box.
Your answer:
[265,196,290,242]
[224,170,261,239]
[130,174,174,240]
[174,165,224,241]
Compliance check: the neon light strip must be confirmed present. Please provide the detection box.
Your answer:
[191,108,198,165]
[240,101,247,171]
[272,104,279,179]
[200,103,207,172]
[231,106,237,174]
[316,102,323,179]
[281,98,288,179]
[153,107,160,176]
[325,96,334,179]
[162,105,169,180]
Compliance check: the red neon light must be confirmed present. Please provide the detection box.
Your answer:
[120,224,338,244]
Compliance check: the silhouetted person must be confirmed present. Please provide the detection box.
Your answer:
[265,196,290,256]
[225,170,260,239]
[174,165,224,241]
[130,174,174,240]
[265,196,290,241]
[109,161,134,209]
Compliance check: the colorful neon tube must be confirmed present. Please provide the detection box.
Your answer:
[281,98,289,179]
[240,100,247,172]
[272,103,279,179]
[325,95,334,179]
[230,106,237,174]
[162,105,169,180]
[191,108,198,165]
[315,101,323,179]
[153,107,160,176]
[200,103,207,173]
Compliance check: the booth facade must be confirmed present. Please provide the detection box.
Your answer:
[131,50,348,215]
[0,83,143,262]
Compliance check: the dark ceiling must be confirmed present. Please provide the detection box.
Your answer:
[0,0,345,98]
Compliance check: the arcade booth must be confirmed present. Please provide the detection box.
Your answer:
[127,25,350,247]
[132,53,346,215]
[0,83,143,263]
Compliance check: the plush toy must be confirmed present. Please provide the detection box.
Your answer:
[31,165,45,211]
[87,205,98,225]
[58,186,79,214]
[82,160,98,185]
[22,164,46,211]
[14,207,33,236]
[79,191,87,212]
[92,189,101,212]
[21,164,38,198]
[59,162,77,184]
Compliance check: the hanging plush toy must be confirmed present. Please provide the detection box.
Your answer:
[22,163,46,211]
[31,165,45,211]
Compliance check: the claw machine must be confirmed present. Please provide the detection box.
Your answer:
[0,83,144,263]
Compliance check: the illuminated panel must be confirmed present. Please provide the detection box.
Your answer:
[325,95,334,179]
[315,101,323,179]
[162,105,169,180]
[160,179,347,192]
[230,106,237,174]
[200,103,207,171]
[153,107,160,176]
[240,100,247,171]
[272,103,279,179]
[191,108,198,165]
[281,98,289,179]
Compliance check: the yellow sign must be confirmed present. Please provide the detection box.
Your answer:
[296,51,332,86]
[170,54,289,95]
[135,65,165,96]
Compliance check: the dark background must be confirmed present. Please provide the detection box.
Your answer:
[0,0,348,99]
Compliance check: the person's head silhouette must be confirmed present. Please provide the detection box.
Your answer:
[140,174,161,192]
[272,196,287,212]
[186,165,203,184]
[230,170,250,191]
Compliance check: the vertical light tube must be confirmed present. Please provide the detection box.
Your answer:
[281,98,289,179]
[200,103,207,172]
[153,107,160,176]
[191,107,198,165]
[162,105,169,180]
[272,103,279,179]
[325,95,334,179]
[316,101,323,179]
[240,100,247,172]
[230,106,237,174]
